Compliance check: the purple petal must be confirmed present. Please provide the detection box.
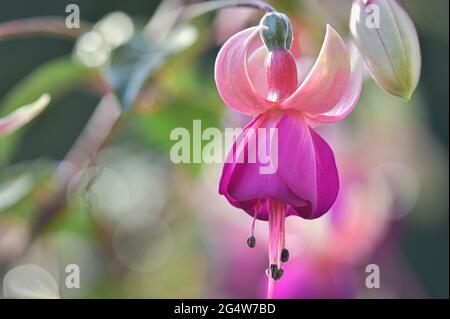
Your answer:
[219,110,339,220]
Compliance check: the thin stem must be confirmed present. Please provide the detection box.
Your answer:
[267,201,276,299]
[250,200,261,236]
[54,93,121,188]
[29,92,121,241]
[0,90,121,273]
[181,0,275,21]
[267,278,275,299]
[0,17,92,41]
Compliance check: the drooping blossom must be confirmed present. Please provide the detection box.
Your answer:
[214,12,363,297]
[188,76,437,298]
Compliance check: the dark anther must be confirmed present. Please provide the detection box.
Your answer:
[281,248,289,262]
[270,264,278,279]
[247,235,256,248]
[273,268,284,281]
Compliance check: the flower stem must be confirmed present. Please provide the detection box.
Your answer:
[181,0,275,21]
[0,17,92,41]
[267,278,275,299]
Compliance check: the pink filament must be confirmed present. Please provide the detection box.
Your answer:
[250,200,262,236]
[267,199,287,299]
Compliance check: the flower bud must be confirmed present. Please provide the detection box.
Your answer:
[260,12,293,51]
[350,0,421,100]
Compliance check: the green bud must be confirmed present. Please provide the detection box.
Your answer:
[260,12,293,51]
[350,0,421,100]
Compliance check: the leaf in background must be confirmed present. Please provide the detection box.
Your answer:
[0,94,50,137]
[0,57,99,115]
[134,95,221,174]
[108,0,198,110]
[0,174,34,212]
[0,160,54,214]
[131,38,225,174]
[0,57,100,162]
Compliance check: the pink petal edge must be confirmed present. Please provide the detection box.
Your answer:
[215,26,274,116]
[219,110,339,220]
[280,25,351,115]
[312,45,364,123]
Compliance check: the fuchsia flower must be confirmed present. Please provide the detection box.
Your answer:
[214,12,363,297]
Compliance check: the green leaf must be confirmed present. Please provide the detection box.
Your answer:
[134,96,221,175]
[0,57,100,162]
[0,57,98,115]
[0,160,54,215]
[109,24,197,110]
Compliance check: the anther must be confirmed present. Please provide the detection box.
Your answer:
[270,264,278,279]
[281,248,289,262]
[247,235,256,248]
[273,268,284,281]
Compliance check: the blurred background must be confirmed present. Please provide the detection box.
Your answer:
[0,0,448,298]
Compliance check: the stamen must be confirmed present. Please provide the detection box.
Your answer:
[248,200,262,248]
[270,264,278,279]
[276,204,283,269]
[268,200,286,266]
[267,199,287,298]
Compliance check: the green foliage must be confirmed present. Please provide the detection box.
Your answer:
[0,57,98,115]
[132,61,223,174]
[109,24,198,110]
[0,160,54,218]
[0,57,100,163]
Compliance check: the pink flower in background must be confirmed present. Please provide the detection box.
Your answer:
[213,7,256,45]
[214,12,363,297]
[269,256,355,299]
